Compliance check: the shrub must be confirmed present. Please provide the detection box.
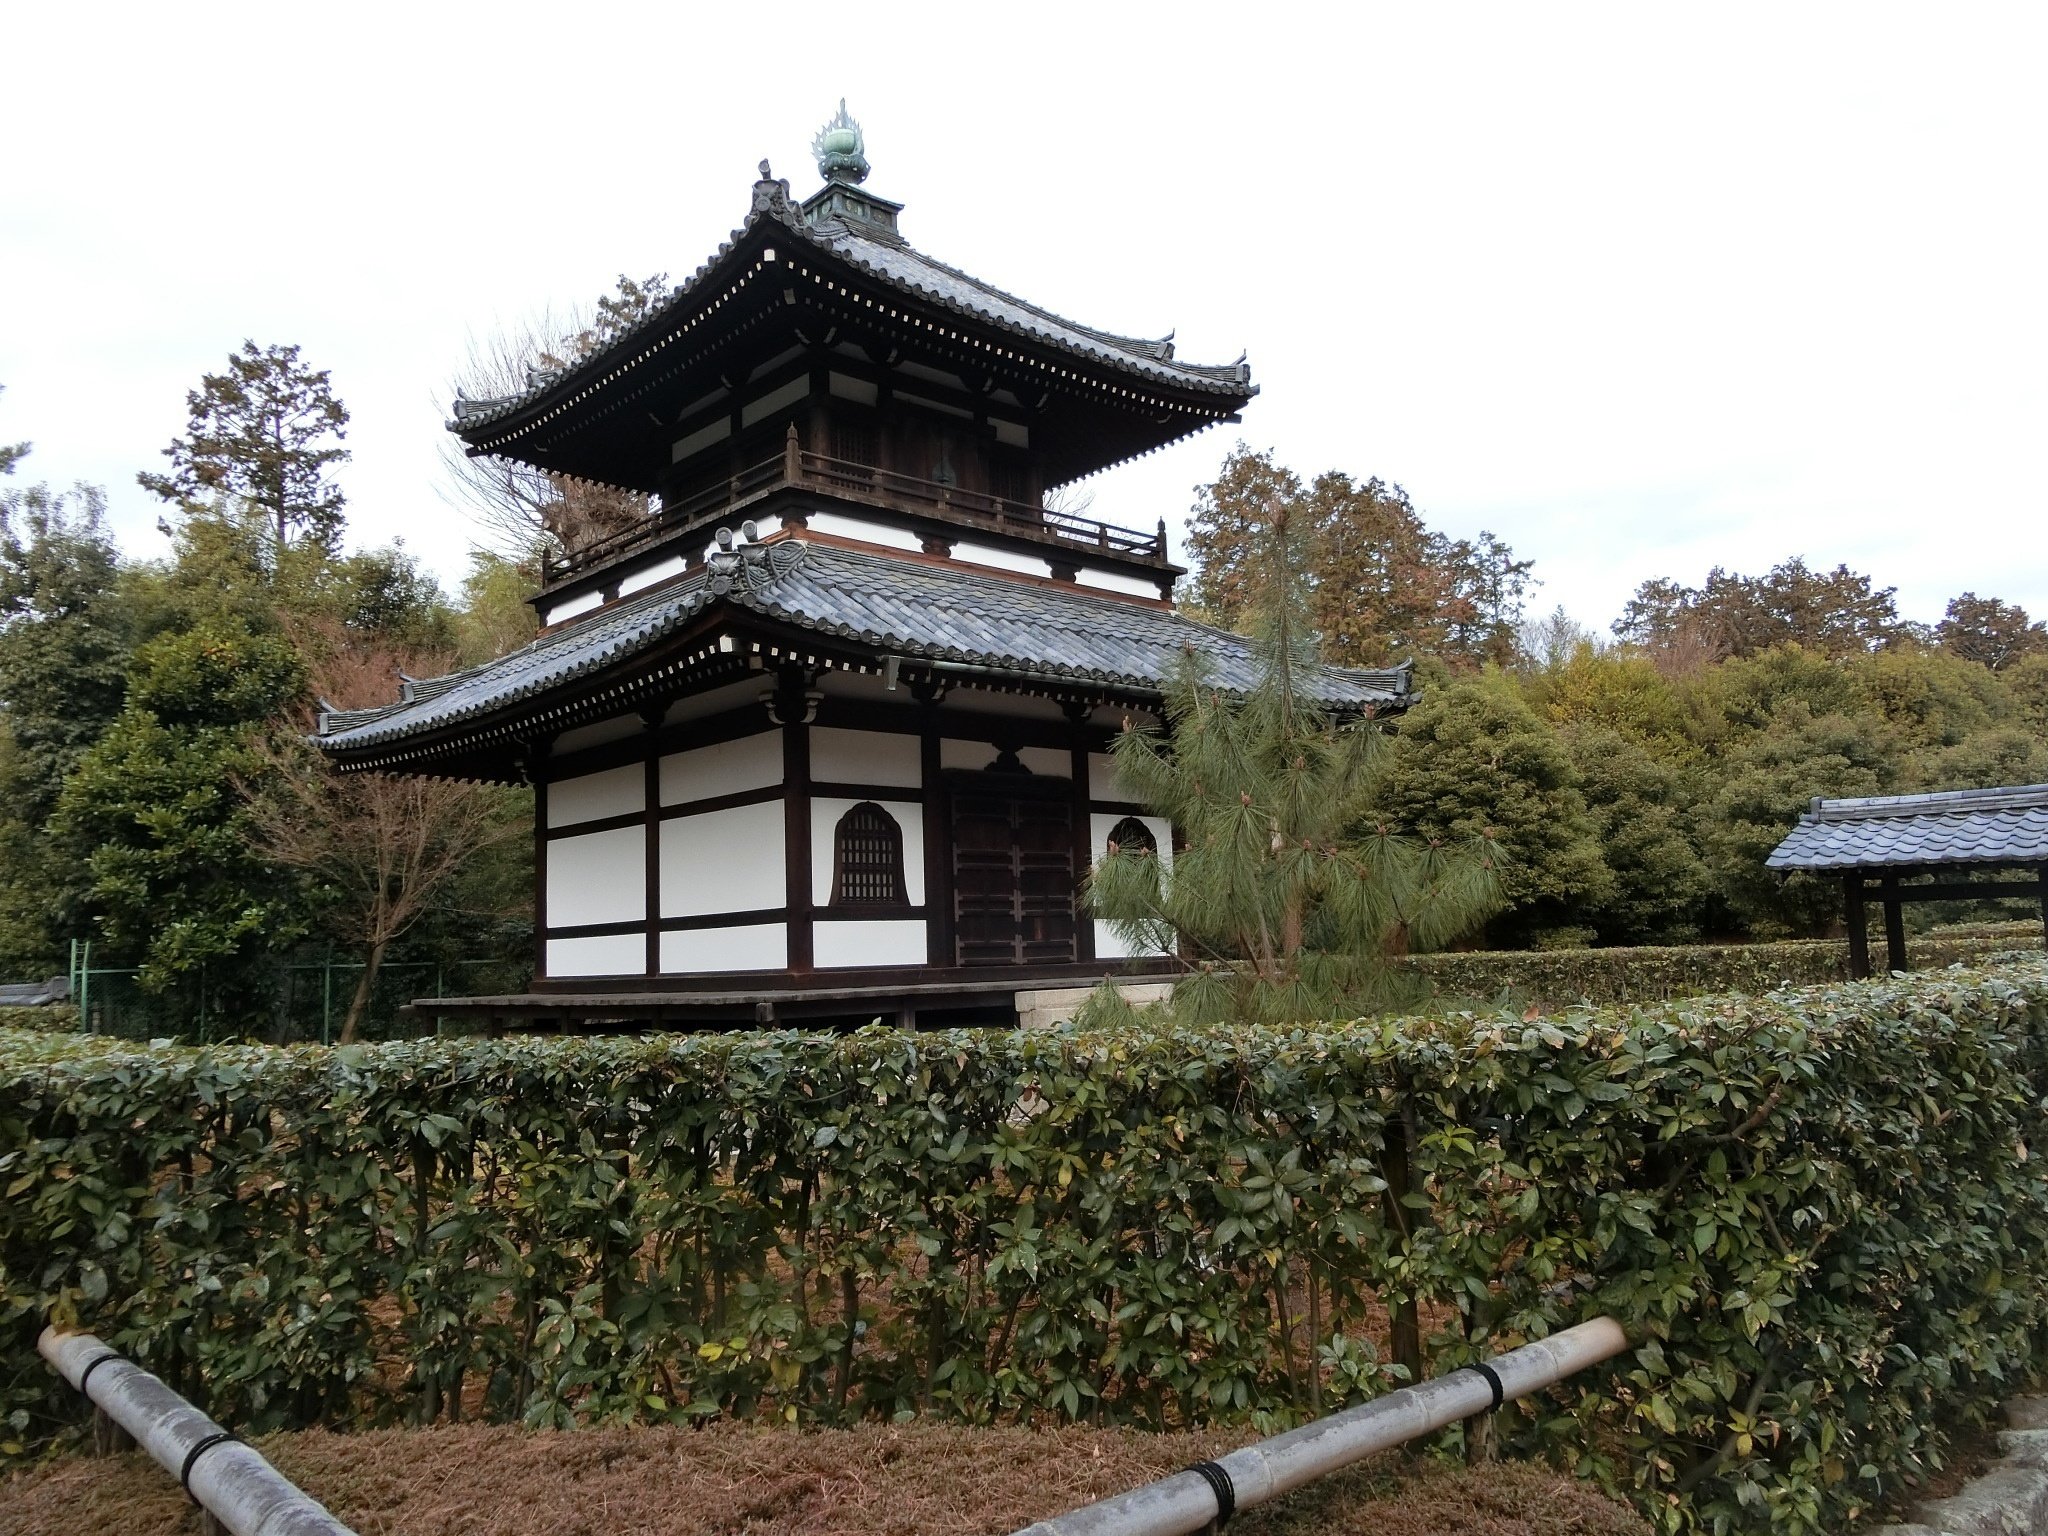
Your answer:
[4,959,2048,1533]
[1405,933,2035,1007]
[0,1004,74,1033]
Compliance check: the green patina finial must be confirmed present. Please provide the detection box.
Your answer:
[813,98,870,185]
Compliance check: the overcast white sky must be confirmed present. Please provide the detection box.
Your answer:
[5,3,2044,632]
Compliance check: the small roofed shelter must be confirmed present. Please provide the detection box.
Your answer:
[1766,784,2048,978]
[313,105,1414,1030]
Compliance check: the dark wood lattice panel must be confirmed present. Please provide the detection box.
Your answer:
[831,802,908,906]
[952,792,1075,967]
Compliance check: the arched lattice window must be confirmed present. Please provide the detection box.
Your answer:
[831,802,908,906]
[1106,816,1158,859]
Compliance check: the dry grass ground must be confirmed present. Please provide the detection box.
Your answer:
[0,1423,1646,1536]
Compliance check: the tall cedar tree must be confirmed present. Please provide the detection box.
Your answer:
[443,274,670,559]
[1084,498,1502,1027]
[1939,592,2047,672]
[1614,558,1901,661]
[1186,446,1532,670]
[139,342,350,558]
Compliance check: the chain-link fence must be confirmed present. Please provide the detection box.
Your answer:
[65,942,529,1043]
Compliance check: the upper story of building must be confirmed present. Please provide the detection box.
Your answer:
[448,104,1257,625]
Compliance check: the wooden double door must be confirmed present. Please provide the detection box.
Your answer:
[950,783,1076,967]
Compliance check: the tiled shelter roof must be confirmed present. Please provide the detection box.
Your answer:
[316,538,1412,757]
[1765,784,2048,872]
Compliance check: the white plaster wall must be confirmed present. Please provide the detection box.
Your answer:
[813,919,927,969]
[661,800,785,916]
[546,826,646,926]
[671,415,732,462]
[546,763,644,829]
[662,677,769,726]
[1088,751,1136,802]
[546,933,646,978]
[541,589,603,626]
[1090,810,1174,959]
[811,727,921,787]
[941,740,1071,777]
[811,798,924,906]
[740,376,809,427]
[954,541,1050,578]
[552,714,643,755]
[660,731,783,804]
[619,555,687,595]
[660,923,787,974]
[1077,567,1166,599]
[806,510,922,551]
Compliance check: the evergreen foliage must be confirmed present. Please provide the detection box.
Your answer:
[137,340,351,558]
[1087,502,1501,1023]
[7,958,2048,1536]
[1376,674,1612,947]
[53,620,307,994]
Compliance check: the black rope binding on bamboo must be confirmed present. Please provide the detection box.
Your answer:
[1458,1359,1506,1412]
[179,1431,240,1502]
[74,1350,122,1400]
[1185,1458,1237,1527]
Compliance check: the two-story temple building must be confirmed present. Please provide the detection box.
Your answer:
[315,107,1413,1029]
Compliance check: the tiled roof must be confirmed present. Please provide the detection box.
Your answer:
[316,539,1411,755]
[803,213,1253,391]
[447,176,1251,437]
[1765,784,2048,871]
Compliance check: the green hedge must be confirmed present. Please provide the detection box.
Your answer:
[5,961,2048,1533]
[0,1006,75,1033]
[1406,933,2037,1006]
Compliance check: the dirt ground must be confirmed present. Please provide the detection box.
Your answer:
[0,1422,1647,1536]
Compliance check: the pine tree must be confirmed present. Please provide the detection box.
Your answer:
[1085,500,1502,1026]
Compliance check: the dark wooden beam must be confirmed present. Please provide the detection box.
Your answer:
[1881,874,1908,973]
[782,677,814,974]
[1845,874,1870,981]
[643,711,663,978]
[1866,878,2047,903]
[1070,714,1096,965]
[920,693,950,967]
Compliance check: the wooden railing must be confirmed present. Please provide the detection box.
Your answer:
[542,429,1170,585]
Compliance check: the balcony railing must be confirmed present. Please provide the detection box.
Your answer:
[542,429,1170,586]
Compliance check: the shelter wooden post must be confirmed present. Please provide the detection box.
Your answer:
[1880,874,1907,973]
[1844,875,1870,980]
[2038,863,2048,953]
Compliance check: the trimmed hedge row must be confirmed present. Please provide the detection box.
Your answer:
[5,960,2048,1533]
[1406,932,2038,1006]
[0,1006,75,1034]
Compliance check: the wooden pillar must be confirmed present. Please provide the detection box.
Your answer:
[643,709,664,978]
[2038,864,2048,953]
[1880,874,1907,974]
[1844,874,1870,980]
[1069,708,1096,964]
[527,737,552,983]
[782,680,814,974]
[918,686,951,967]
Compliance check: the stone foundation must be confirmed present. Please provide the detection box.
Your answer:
[1013,981,1175,1031]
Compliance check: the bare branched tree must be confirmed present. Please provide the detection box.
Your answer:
[244,625,525,1040]
[438,275,671,561]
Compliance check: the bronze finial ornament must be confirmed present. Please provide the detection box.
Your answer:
[812,98,870,184]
